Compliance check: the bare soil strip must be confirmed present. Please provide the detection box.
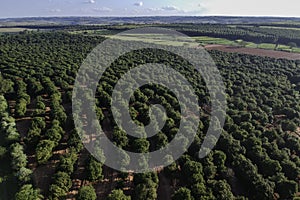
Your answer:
[205,45,300,60]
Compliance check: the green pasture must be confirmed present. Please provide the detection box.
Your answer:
[104,34,199,47]
[259,26,300,30]
[192,36,234,45]
[193,36,300,53]
[0,28,27,33]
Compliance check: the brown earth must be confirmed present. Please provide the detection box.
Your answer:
[205,45,300,60]
[290,127,300,140]
[32,160,57,195]
[15,117,31,138]
[157,171,172,200]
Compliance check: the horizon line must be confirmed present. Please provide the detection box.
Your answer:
[1,14,300,20]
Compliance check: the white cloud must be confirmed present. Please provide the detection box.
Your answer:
[49,8,61,13]
[146,5,182,13]
[204,0,300,16]
[147,8,162,12]
[161,6,180,11]
[86,0,96,4]
[93,7,112,12]
[134,2,143,7]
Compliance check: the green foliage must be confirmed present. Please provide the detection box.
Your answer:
[15,184,43,200]
[133,173,158,200]
[36,140,55,164]
[26,127,42,146]
[87,156,103,182]
[134,178,158,200]
[212,150,226,172]
[281,159,300,180]
[276,180,298,199]
[182,160,204,185]
[0,146,7,158]
[172,187,194,200]
[281,120,297,132]
[17,167,32,182]
[45,127,62,145]
[130,138,150,153]
[288,42,297,48]
[133,172,159,186]
[49,171,72,199]
[1,28,300,200]
[0,95,8,114]
[113,127,129,148]
[68,129,84,152]
[0,75,14,94]
[107,189,131,200]
[210,180,235,200]
[15,98,27,117]
[77,185,97,200]
[36,97,46,110]
[58,148,78,174]
[31,117,46,130]
[10,143,27,170]
[191,183,209,199]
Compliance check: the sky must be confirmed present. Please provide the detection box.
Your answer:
[0,0,300,18]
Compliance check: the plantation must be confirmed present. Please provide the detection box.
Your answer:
[0,22,300,200]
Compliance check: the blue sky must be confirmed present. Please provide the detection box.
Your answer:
[0,0,299,18]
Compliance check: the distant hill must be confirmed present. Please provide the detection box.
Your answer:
[1,16,300,26]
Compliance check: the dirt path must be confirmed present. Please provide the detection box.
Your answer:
[15,117,31,138]
[205,45,300,60]
[157,171,172,200]
[32,160,57,195]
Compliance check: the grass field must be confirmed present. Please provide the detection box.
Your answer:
[250,43,300,53]
[193,36,234,45]
[70,29,119,35]
[104,34,199,47]
[271,21,300,25]
[105,34,300,53]
[193,36,300,53]
[260,26,300,30]
[0,28,27,33]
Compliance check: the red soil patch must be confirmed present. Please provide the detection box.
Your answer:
[205,45,300,60]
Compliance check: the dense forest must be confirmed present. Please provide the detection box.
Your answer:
[0,26,300,200]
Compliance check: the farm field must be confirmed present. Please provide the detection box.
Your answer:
[205,44,300,60]
[70,28,300,53]
[0,28,27,33]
